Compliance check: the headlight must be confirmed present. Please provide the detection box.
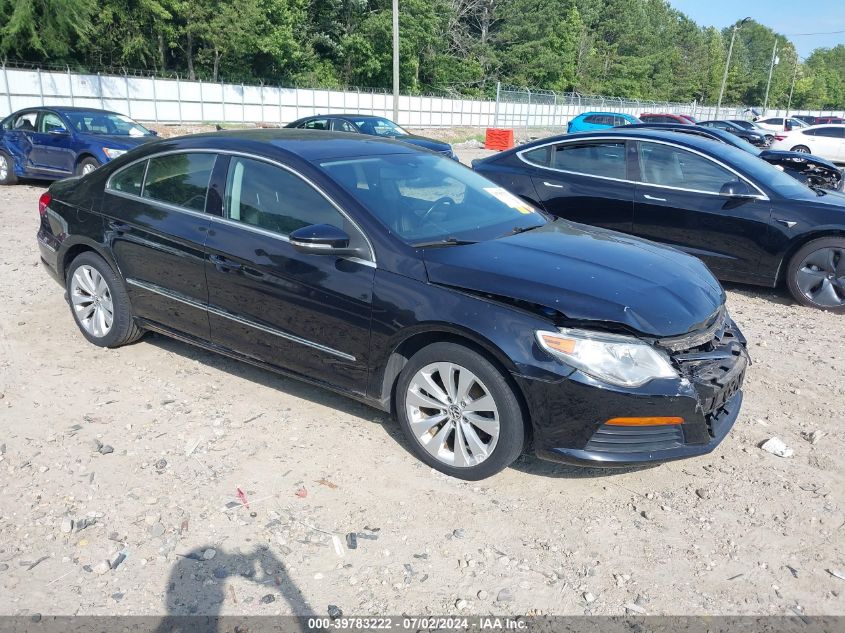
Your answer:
[103,148,127,159]
[536,328,677,387]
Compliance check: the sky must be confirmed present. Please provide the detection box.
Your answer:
[668,0,845,58]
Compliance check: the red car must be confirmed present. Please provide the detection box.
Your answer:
[639,113,694,124]
[815,116,844,125]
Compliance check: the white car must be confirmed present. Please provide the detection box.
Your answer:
[754,116,809,132]
[770,124,845,163]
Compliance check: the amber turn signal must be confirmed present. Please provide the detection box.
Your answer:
[606,416,684,426]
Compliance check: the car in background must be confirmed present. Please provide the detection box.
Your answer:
[698,120,769,147]
[815,116,845,125]
[793,115,818,126]
[626,122,843,191]
[473,128,845,311]
[639,113,693,124]
[0,107,157,185]
[566,112,640,133]
[678,114,698,124]
[771,124,845,163]
[284,114,457,159]
[37,128,748,478]
[726,119,774,139]
[754,116,809,132]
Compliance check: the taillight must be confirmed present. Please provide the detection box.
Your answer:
[38,192,52,217]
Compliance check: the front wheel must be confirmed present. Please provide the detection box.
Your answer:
[65,252,144,347]
[786,237,845,312]
[0,150,18,185]
[76,157,100,176]
[395,342,526,480]
[790,145,810,153]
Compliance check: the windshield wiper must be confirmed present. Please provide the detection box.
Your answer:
[501,224,543,238]
[411,236,478,248]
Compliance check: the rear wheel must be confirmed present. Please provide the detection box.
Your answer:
[65,252,143,347]
[0,150,18,185]
[395,342,526,480]
[76,157,100,176]
[790,145,810,153]
[786,237,845,312]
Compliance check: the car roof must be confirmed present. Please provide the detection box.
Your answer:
[518,127,731,153]
[575,111,632,117]
[297,114,389,120]
[14,106,122,115]
[132,128,420,161]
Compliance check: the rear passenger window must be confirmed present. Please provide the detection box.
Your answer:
[551,142,627,179]
[109,161,147,196]
[224,157,346,236]
[143,153,215,211]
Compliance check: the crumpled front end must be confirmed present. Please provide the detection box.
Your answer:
[520,311,750,467]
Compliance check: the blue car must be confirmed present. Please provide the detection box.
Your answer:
[567,111,641,133]
[0,107,157,185]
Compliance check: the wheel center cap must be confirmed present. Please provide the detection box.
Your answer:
[448,404,462,421]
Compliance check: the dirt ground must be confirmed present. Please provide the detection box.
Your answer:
[0,146,844,619]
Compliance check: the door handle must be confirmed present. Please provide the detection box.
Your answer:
[108,220,130,233]
[643,194,667,202]
[543,181,564,188]
[209,254,243,272]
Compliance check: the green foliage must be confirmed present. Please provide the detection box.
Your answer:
[0,0,841,108]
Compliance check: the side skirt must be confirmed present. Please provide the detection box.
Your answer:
[135,318,390,413]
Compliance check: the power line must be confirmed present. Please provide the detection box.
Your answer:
[783,29,845,36]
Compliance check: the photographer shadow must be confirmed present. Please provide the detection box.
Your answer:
[152,545,314,632]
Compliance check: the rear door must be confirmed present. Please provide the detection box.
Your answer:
[203,155,375,392]
[521,139,634,232]
[101,152,217,340]
[3,111,38,172]
[631,140,772,280]
[29,111,75,174]
[811,126,845,160]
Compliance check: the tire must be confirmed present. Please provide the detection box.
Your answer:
[76,157,100,176]
[790,145,810,154]
[395,342,526,480]
[0,150,18,185]
[65,252,144,347]
[764,134,774,145]
[785,237,845,312]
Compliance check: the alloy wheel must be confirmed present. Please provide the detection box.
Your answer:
[70,265,114,337]
[0,154,7,181]
[405,362,500,468]
[795,247,845,308]
[81,163,97,175]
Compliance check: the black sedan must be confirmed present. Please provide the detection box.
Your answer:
[626,122,843,191]
[473,128,845,311]
[38,129,747,479]
[284,114,457,159]
[698,120,770,147]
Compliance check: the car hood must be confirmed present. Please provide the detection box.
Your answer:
[77,133,158,149]
[389,134,452,154]
[759,149,841,175]
[422,221,725,338]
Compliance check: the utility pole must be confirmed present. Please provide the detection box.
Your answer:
[786,57,799,119]
[716,17,751,120]
[763,39,778,114]
[392,0,399,122]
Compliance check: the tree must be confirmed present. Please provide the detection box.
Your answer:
[0,0,96,61]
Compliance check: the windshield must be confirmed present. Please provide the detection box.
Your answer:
[64,112,152,137]
[319,153,548,245]
[352,117,408,137]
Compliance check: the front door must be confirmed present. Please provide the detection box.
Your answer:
[101,152,217,340]
[204,155,375,393]
[631,140,772,280]
[29,111,75,174]
[521,140,634,233]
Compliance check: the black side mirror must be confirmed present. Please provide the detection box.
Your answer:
[719,180,756,198]
[289,224,353,254]
[150,130,159,136]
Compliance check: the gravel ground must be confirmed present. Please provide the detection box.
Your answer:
[0,149,844,618]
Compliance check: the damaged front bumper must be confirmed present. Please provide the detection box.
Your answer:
[517,316,749,467]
